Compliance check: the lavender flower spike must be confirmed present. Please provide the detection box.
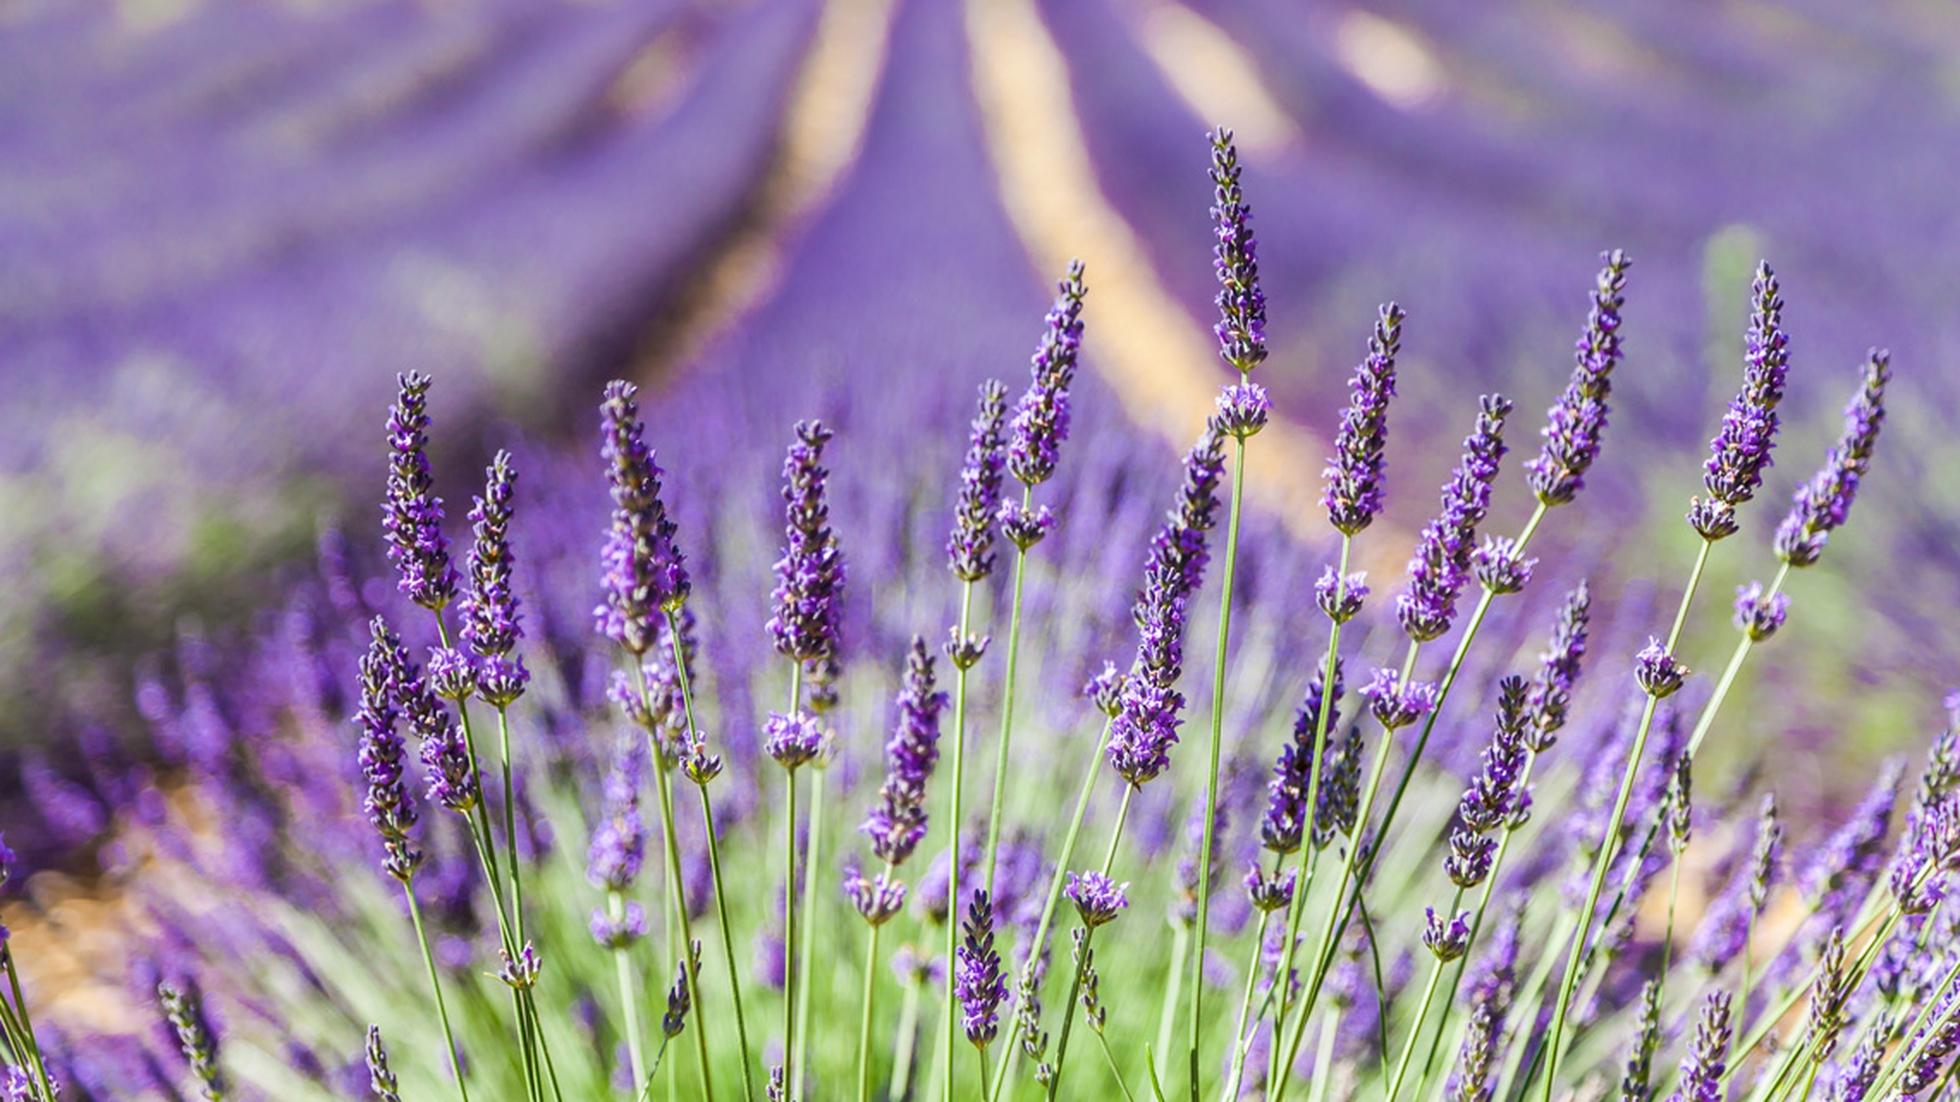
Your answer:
[1526,581,1592,749]
[1774,349,1892,567]
[768,420,846,665]
[463,450,528,706]
[1526,250,1631,506]
[366,1026,403,1102]
[1397,395,1514,643]
[356,617,420,882]
[382,372,458,611]
[1323,304,1404,535]
[1208,127,1266,375]
[1671,991,1733,1102]
[948,380,1010,582]
[596,380,689,654]
[159,980,227,1101]
[1691,262,1792,540]
[1065,871,1129,928]
[956,891,1008,1048]
[1007,261,1089,487]
[861,637,946,868]
[587,734,647,894]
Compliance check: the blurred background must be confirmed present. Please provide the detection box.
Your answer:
[6,0,1960,809]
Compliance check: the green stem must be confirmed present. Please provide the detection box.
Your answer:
[1048,788,1136,1101]
[0,953,54,1102]
[782,764,801,1101]
[1158,922,1190,1077]
[611,893,651,1096]
[1190,435,1249,1102]
[1539,537,1713,1102]
[1385,889,1465,1102]
[891,962,923,1102]
[858,920,885,1102]
[654,762,715,1102]
[944,579,977,1102]
[1095,1030,1139,1102]
[1219,906,1275,1102]
[405,880,472,1102]
[983,486,1036,894]
[792,764,826,1100]
[1306,1007,1340,1102]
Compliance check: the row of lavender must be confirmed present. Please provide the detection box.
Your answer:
[0,130,1951,1102]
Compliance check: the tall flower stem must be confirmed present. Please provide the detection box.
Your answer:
[890,961,924,1102]
[782,662,806,1101]
[1190,435,1249,1102]
[1540,538,1714,1101]
[791,762,827,1096]
[1384,887,1466,1102]
[944,579,978,1102]
[1,949,56,1102]
[1046,787,1135,1102]
[982,486,1036,892]
[1688,560,1792,759]
[1220,906,1277,1100]
[404,881,471,1102]
[857,918,886,1102]
[654,762,715,1101]
[1158,922,1191,1073]
[664,608,758,1102]
[610,891,651,1095]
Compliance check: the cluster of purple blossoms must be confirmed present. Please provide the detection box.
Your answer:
[1362,667,1438,731]
[405,652,477,814]
[1322,304,1404,536]
[1526,582,1591,746]
[587,734,650,947]
[1445,677,1532,889]
[1423,907,1472,962]
[1106,426,1226,786]
[1208,127,1266,375]
[1448,1000,1498,1102]
[1899,981,1960,1096]
[947,380,1010,583]
[596,380,690,654]
[365,1026,401,1102]
[355,617,420,882]
[1775,349,1892,567]
[1315,566,1368,624]
[1006,262,1088,488]
[1671,991,1734,1102]
[764,710,827,771]
[955,891,1007,1048]
[1692,262,1792,540]
[1525,250,1631,507]
[1259,657,1344,856]
[382,372,458,611]
[1634,639,1688,699]
[1397,394,1513,643]
[1065,871,1128,928]
[462,450,529,706]
[849,639,946,925]
[1733,582,1791,642]
[1691,794,1782,973]
[768,420,846,667]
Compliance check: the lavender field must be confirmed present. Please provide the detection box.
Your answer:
[4,1,1960,1100]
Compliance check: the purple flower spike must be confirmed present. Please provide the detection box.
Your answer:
[1244,864,1297,913]
[1007,261,1089,487]
[426,646,476,702]
[1209,128,1266,375]
[1423,907,1472,962]
[955,891,1008,1048]
[1323,304,1404,535]
[587,734,647,895]
[1215,381,1271,440]
[596,380,689,654]
[1673,991,1734,1102]
[1775,349,1892,567]
[1526,582,1591,749]
[1085,662,1127,718]
[1065,871,1129,928]
[765,710,827,771]
[382,373,458,611]
[367,1025,402,1102]
[159,980,227,1100]
[1472,537,1535,596]
[1456,678,1532,836]
[861,637,946,868]
[1398,395,1514,643]
[1634,639,1689,699]
[845,856,908,927]
[1315,566,1369,624]
[463,450,528,706]
[356,618,421,881]
[1693,262,1793,539]
[1733,582,1790,642]
[591,901,649,949]
[1526,250,1631,507]
[998,501,1056,551]
[768,420,846,665]
[1362,668,1437,730]
[948,380,1010,582]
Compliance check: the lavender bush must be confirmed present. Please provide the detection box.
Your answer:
[3,132,1952,1102]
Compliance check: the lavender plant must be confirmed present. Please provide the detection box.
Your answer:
[5,135,1949,1102]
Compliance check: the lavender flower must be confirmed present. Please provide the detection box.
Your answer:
[1315,567,1369,623]
[1323,304,1404,535]
[365,1026,401,1102]
[1244,864,1296,913]
[462,450,528,706]
[159,980,227,1101]
[1314,727,1366,849]
[1457,677,1532,835]
[1423,908,1472,962]
[1208,128,1266,375]
[1526,581,1592,748]
[1619,980,1663,1102]
[768,420,845,666]
[591,903,649,949]
[498,942,541,990]
[1215,383,1271,440]
[1774,349,1892,567]
[1260,657,1344,854]
[1085,663,1126,718]
[596,380,689,653]
[356,618,420,881]
[1692,262,1792,540]
[948,380,1010,582]
[1362,668,1438,730]
[1670,991,1733,1102]
[1448,1000,1498,1102]
[662,955,693,1039]
[1526,250,1631,506]
[1397,395,1514,642]
[956,891,1008,1047]
[1804,927,1850,1062]
[382,372,458,611]
[1899,981,1960,1096]
[845,862,907,927]
[1634,639,1688,699]
[426,647,475,702]
[1065,872,1128,928]
[998,501,1056,551]
[861,637,946,868]
[1007,261,1089,487]
[1667,755,1694,855]
[1472,537,1535,595]
[587,734,647,895]
[1831,1018,1887,1102]
[764,711,826,771]
[1732,582,1790,642]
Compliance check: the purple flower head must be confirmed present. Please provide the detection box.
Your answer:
[1472,537,1536,596]
[1619,979,1664,1102]
[159,979,227,1100]
[1449,1000,1499,1102]
[1315,566,1368,624]
[1065,871,1129,928]
[0,834,15,891]
[1671,991,1733,1102]
[1695,262,1792,536]
[381,373,458,611]
[1244,864,1296,913]
[1732,582,1790,642]
[426,646,476,702]
[1901,982,1960,1097]
[1085,662,1127,718]
[998,501,1056,551]
[462,450,528,706]
[1526,250,1631,506]
[1007,261,1089,487]
[1323,304,1404,535]
[416,706,478,816]
[1526,581,1591,749]
[1215,381,1271,439]
[1775,350,1892,567]
[366,1025,402,1102]
[596,381,689,653]
[1634,639,1688,699]
[1314,727,1365,849]
[860,637,945,868]
[1667,754,1695,856]
[1107,680,1186,787]
[767,420,846,665]
[955,891,1008,1048]
[1444,830,1496,889]
[498,941,542,990]
[590,901,649,949]
[1261,656,1345,853]
[1456,677,1531,835]
[1888,793,1960,914]
[1362,668,1437,730]
[845,856,907,927]
[1397,394,1513,642]
[1422,907,1472,962]
[1208,128,1266,374]
[356,618,420,881]
[662,956,692,1039]
[764,710,826,771]
[948,380,1010,582]
[587,734,647,893]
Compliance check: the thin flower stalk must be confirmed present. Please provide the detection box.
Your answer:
[405,883,471,1102]
[1045,789,1136,1101]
